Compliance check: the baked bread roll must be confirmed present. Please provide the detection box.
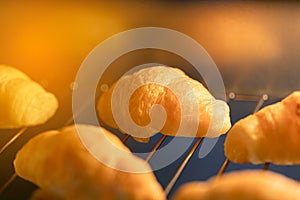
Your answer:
[97,66,231,142]
[225,91,300,164]
[30,189,62,200]
[172,170,300,200]
[0,65,58,129]
[14,124,165,200]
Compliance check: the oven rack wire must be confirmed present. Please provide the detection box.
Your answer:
[0,92,294,199]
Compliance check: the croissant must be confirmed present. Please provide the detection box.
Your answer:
[0,65,58,129]
[30,189,62,200]
[97,66,231,142]
[14,124,165,200]
[224,91,300,164]
[172,170,300,200]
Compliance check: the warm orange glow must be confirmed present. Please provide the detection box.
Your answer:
[0,1,299,120]
[191,2,284,65]
[0,2,126,84]
[0,1,127,123]
[212,15,280,62]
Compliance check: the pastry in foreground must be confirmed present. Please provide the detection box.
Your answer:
[225,91,300,164]
[172,170,300,200]
[97,66,231,142]
[30,189,62,200]
[14,124,165,200]
[0,65,58,129]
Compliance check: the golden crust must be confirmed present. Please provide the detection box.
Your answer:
[172,170,300,200]
[172,182,207,200]
[30,189,62,200]
[97,66,231,141]
[0,65,58,129]
[14,124,165,200]
[225,91,300,164]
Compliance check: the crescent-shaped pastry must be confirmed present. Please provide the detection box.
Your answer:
[0,65,58,129]
[30,189,62,200]
[224,91,300,164]
[14,124,165,200]
[97,66,231,142]
[172,170,300,200]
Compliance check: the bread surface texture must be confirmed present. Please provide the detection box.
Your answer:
[98,66,231,141]
[225,91,300,164]
[14,124,165,200]
[172,170,300,200]
[0,65,58,129]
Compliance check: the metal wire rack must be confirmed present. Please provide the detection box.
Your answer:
[1,92,300,199]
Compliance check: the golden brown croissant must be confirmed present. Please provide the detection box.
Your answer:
[97,66,231,142]
[30,189,62,200]
[0,65,58,129]
[224,91,300,164]
[172,170,300,200]
[14,124,165,200]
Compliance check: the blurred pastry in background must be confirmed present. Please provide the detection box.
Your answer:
[30,189,62,200]
[97,66,231,142]
[225,91,300,165]
[172,170,300,200]
[0,65,58,129]
[14,124,165,200]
